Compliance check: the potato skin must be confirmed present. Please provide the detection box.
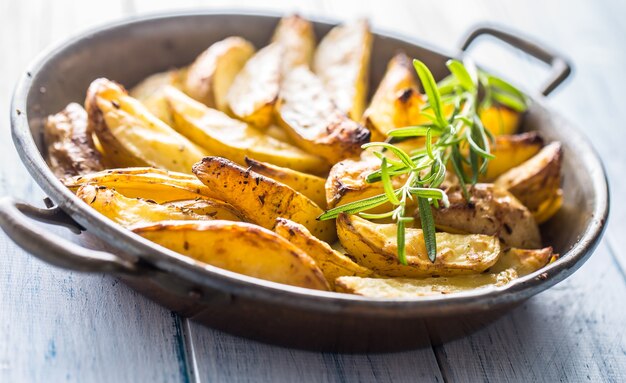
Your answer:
[193,157,337,243]
[337,214,501,277]
[245,157,327,208]
[63,167,220,203]
[495,142,562,214]
[274,218,374,289]
[313,19,372,120]
[44,103,104,178]
[335,246,553,297]
[134,220,330,291]
[429,184,542,249]
[183,36,255,110]
[85,78,206,173]
[276,66,370,164]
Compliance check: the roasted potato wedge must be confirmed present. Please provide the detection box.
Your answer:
[479,105,521,136]
[44,103,104,178]
[76,184,216,227]
[193,157,336,243]
[533,189,563,224]
[129,70,185,126]
[271,14,316,73]
[479,132,544,181]
[313,19,372,119]
[63,167,219,203]
[274,218,374,288]
[276,66,370,163]
[495,142,562,214]
[335,247,553,298]
[163,199,244,222]
[429,184,541,249]
[183,36,255,111]
[337,214,501,277]
[226,42,282,129]
[166,86,329,174]
[134,220,329,291]
[245,157,327,208]
[362,53,427,141]
[86,78,206,173]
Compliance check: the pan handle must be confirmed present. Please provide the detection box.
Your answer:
[0,197,141,275]
[459,24,572,96]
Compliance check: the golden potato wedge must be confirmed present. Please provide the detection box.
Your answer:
[271,14,316,72]
[495,142,562,213]
[313,19,372,119]
[479,132,544,181]
[162,199,244,222]
[429,184,541,249]
[165,86,329,174]
[44,103,104,178]
[325,157,408,213]
[337,214,501,277]
[63,167,219,203]
[130,70,185,126]
[134,220,329,291]
[276,66,370,163]
[335,246,553,297]
[193,157,336,243]
[183,36,255,110]
[86,78,206,173]
[533,189,563,224]
[362,53,427,141]
[274,218,374,288]
[479,105,521,136]
[76,184,214,227]
[226,42,282,129]
[244,157,327,208]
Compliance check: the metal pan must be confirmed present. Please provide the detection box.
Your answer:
[1,12,609,352]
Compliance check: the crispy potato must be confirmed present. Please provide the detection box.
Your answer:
[165,86,329,174]
[325,157,408,213]
[183,37,255,111]
[193,157,337,243]
[86,78,206,173]
[274,218,374,288]
[245,157,327,208]
[130,70,185,126]
[362,53,427,141]
[63,167,219,203]
[478,132,544,181]
[44,103,104,178]
[271,14,316,72]
[76,184,214,227]
[276,66,370,163]
[480,105,521,136]
[429,184,542,249]
[533,189,563,224]
[335,247,553,298]
[163,199,244,222]
[313,19,372,119]
[134,220,329,291]
[337,214,501,277]
[495,142,562,214]
[226,42,282,129]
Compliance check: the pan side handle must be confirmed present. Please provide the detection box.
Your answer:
[460,24,572,96]
[0,197,140,275]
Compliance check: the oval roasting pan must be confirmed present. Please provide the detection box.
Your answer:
[2,12,608,352]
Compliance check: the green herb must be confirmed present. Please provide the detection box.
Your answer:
[318,58,528,264]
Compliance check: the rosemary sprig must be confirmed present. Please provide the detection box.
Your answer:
[319,58,528,264]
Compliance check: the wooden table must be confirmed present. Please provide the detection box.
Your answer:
[1,0,625,381]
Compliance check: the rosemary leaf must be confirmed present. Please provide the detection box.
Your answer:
[417,197,437,263]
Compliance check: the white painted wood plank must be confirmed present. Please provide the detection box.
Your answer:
[0,1,190,382]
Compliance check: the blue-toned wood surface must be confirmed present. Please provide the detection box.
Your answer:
[1,0,624,382]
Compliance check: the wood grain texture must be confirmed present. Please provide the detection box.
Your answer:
[0,1,190,382]
[0,0,625,382]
